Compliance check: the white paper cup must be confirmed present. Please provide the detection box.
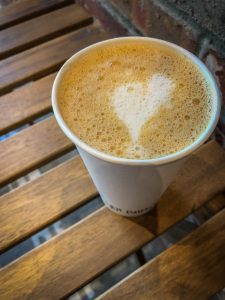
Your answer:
[52,37,221,217]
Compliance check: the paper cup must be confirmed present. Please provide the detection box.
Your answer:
[52,37,221,216]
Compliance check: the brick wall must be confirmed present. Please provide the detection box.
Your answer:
[79,0,225,148]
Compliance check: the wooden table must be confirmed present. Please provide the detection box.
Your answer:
[0,1,225,299]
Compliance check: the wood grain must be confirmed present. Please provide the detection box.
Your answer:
[0,116,74,186]
[100,207,225,300]
[0,23,109,95]
[0,0,73,30]
[0,156,97,252]
[0,141,225,300]
[0,4,93,59]
[0,73,56,134]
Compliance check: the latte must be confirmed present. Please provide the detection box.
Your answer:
[58,40,212,159]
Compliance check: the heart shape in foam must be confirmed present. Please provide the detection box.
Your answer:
[112,74,175,142]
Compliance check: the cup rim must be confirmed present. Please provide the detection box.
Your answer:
[52,36,221,166]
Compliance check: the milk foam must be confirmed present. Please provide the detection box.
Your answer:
[112,74,175,142]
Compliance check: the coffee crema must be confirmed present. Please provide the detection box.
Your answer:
[58,40,213,159]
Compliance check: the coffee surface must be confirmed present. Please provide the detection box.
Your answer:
[58,40,212,159]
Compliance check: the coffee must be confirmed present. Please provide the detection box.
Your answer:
[58,40,213,159]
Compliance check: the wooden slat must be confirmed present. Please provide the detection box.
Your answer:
[0,73,55,134]
[100,208,225,300]
[0,4,93,59]
[0,156,97,252]
[0,23,109,95]
[205,193,225,214]
[0,117,74,187]
[0,0,73,30]
[0,142,225,300]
